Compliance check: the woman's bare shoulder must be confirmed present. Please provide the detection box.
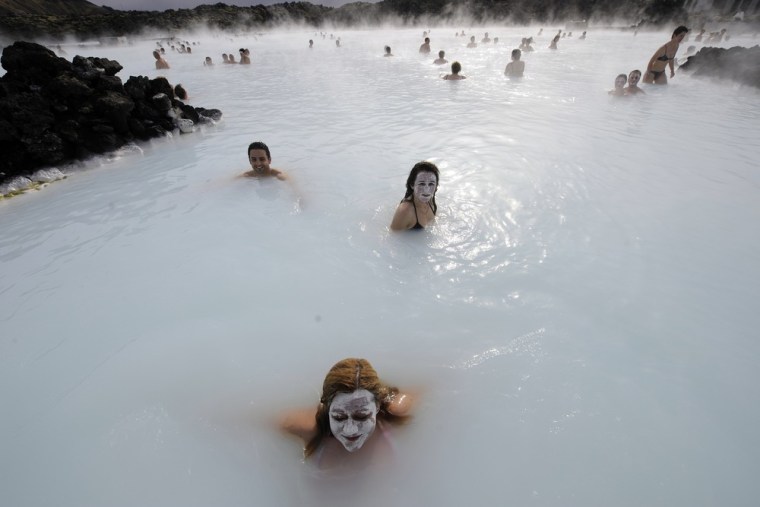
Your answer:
[387,390,418,416]
[279,407,317,442]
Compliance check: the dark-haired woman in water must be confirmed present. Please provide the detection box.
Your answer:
[644,26,688,84]
[390,161,439,231]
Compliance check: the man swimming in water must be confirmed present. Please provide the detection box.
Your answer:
[242,141,286,180]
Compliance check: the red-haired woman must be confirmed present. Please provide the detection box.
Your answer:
[280,358,413,465]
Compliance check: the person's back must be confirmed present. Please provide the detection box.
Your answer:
[505,49,525,77]
[419,37,431,54]
[433,50,447,65]
[444,61,466,80]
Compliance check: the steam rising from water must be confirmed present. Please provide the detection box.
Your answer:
[1,26,760,507]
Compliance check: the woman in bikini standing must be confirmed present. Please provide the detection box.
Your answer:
[644,26,689,85]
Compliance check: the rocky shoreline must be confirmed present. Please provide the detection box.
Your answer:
[0,41,222,192]
[679,45,760,89]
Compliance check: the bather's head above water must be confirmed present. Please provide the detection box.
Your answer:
[405,161,439,203]
[248,141,271,171]
[304,358,408,457]
[244,141,285,180]
[672,25,689,42]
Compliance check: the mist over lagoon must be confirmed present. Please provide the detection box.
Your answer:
[1,24,760,507]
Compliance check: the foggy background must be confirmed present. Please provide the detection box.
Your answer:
[96,0,363,11]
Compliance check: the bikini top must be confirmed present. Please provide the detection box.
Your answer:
[657,52,672,62]
[406,199,436,230]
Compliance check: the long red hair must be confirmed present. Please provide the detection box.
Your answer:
[304,358,405,458]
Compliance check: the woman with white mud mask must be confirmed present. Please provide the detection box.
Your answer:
[390,161,439,231]
[280,358,413,464]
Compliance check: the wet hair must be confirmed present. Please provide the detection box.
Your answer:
[673,26,689,38]
[511,49,521,59]
[385,45,391,53]
[247,141,271,160]
[424,37,430,43]
[404,161,439,212]
[305,358,406,458]
[438,50,445,57]
[174,84,187,100]
[451,61,461,74]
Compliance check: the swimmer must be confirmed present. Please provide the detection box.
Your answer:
[481,32,491,43]
[579,31,587,40]
[384,45,393,57]
[309,39,314,48]
[280,358,413,464]
[239,48,251,64]
[538,28,543,36]
[549,34,560,49]
[644,25,688,84]
[174,83,188,101]
[204,56,213,66]
[222,53,229,63]
[242,141,286,180]
[419,37,431,54]
[467,36,477,48]
[433,50,447,65]
[493,37,499,44]
[153,50,169,70]
[443,61,465,80]
[504,49,525,78]
[624,69,645,95]
[228,54,236,63]
[609,73,627,96]
[390,161,439,231]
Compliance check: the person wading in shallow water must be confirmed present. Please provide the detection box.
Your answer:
[644,26,689,84]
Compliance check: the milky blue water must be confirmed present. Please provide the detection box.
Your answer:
[1,26,759,506]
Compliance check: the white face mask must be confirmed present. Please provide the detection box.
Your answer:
[413,172,437,203]
[328,389,379,453]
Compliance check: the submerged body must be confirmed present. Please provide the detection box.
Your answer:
[280,359,413,468]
